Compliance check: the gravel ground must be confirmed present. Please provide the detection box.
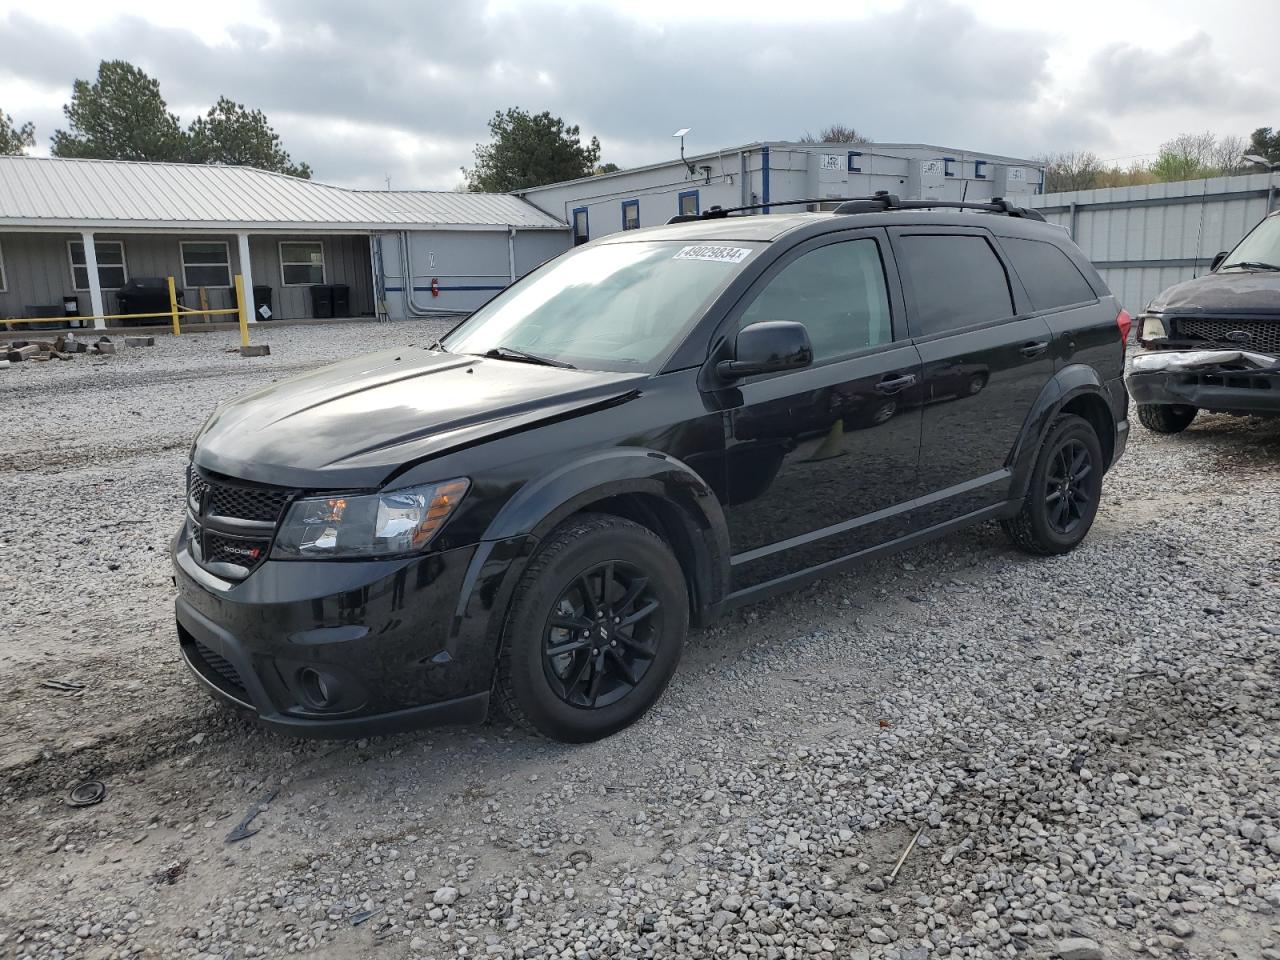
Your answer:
[1,322,1278,960]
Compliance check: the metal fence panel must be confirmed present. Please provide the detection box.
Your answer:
[1028,173,1276,312]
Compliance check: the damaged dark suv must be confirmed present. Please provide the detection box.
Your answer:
[1128,209,1280,433]
[173,197,1129,743]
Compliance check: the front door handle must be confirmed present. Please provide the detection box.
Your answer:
[874,373,918,395]
[1019,340,1050,358]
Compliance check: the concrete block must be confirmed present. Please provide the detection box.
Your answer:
[95,342,116,355]
[125,336,155,347]
[239,344,271,357]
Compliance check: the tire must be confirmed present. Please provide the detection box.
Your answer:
[1001,413,1104,556]
[495,513,688,742]
[1136,402,1197,434]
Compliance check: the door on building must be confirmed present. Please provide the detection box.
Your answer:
[890,228,1054,520]
[717,229,924,592]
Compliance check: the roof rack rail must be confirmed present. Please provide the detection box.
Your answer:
[830,192,1046,221]
[664,192,1045,224]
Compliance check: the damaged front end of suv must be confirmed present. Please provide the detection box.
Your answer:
[1128,212,1280,433]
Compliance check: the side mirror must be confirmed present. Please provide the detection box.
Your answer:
[717,321,813,380]
[1210,250,1228,271]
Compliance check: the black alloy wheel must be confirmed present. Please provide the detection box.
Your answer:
[1002,413,1104,556]
[496,513,687,742]
[543,560,662,709]
[1044,438,1093,535]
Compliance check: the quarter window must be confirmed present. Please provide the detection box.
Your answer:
[280,241,325,286]
[181,241,232,288]
[1001,237,1095,311]
[897,234,1014,336]
[739,239,892,362]
[622,199,640,231]
[68,240,127,291]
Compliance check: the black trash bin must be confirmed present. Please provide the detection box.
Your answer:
[330,284,351,317]
[310,284,334,319]
[252,285,274,321]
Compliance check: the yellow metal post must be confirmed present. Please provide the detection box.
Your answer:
[234,274,250,348]
[168,276,181,336]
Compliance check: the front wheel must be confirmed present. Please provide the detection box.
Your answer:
[1137,403,1197,434]
[1002,413,1104,556]
[495,513,688,742]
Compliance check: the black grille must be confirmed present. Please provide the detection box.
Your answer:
[206,532,271,567]
[1175,317,1280,354]
[186,466,295,579]
[192,639,248,699]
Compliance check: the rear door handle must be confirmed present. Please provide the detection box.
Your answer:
[874,373,918,395]
[1019,340,1050,358]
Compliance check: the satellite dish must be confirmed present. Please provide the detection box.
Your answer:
[672,127,692,138]
[673,128,694,175]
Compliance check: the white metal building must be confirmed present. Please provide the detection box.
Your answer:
[0,156,569,328]
[515,141,1046,243]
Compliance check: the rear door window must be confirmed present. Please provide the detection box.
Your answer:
[1001,237,1096,311]
[897,234,1014,337]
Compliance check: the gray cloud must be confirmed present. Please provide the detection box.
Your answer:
[1082,32,1269,115]
[2,1,1069,187]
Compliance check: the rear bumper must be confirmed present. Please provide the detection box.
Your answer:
[1126,350,1280,415]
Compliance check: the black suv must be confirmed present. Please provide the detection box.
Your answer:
[1128,209,1280,433]
[173,197,1129,743]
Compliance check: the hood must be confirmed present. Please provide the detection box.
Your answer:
[1148,269,1280,315]
[193,349,644,488]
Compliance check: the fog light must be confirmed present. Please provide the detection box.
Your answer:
[298,667,337,708]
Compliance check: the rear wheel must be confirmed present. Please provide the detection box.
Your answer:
[1002,413,1104,556]
[1137,402,1197,434]
[495,514,687,742]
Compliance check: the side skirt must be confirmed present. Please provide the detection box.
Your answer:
[720,499,1019,612]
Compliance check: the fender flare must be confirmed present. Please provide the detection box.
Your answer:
[1008,364,1114,500]
[449,448,731,660]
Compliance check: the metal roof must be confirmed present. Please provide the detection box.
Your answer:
[0,156,567,232]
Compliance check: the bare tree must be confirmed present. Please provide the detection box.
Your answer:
[1211,134,1248,175]
[798,124,871,144]
[1038,151,1105,193]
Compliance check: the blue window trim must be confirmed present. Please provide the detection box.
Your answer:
[943,156,957,178]
[621,198,640,230]
[847,150,862,173]
[974,160,988,180]
[760,146,770,214]
[677,189,700,216]
[571,205,589,244]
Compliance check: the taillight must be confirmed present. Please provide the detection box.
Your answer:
[1116,309,1132,345]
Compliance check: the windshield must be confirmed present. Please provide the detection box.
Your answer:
[442,240,761,372]
[1220,215,1280,270]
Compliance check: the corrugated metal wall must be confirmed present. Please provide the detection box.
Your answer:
[1028,173,1276,313]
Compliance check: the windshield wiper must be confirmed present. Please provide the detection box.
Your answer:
[1224,260,1280,271]
[481,346,576,369]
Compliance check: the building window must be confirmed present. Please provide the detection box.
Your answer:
[943,157,957,178]
[68,240,127,291]
[572,206,589,245]
[974,160,988,179]
[847,151,862,173]
[678,190,700,217]
[280,241,326,286]
[621,199,640,231]
[181,241,232,288]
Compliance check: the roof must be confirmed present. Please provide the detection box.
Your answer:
[0,156,566,232]
[515,140,1042,195]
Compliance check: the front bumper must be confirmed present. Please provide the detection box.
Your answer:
[172,529,503,738]
[1126,349,1280,415]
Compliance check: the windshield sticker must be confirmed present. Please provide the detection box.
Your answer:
[673,245,752,264]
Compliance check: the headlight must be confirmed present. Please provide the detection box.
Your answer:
[272,478,469,559]
[1139,315,1167,344]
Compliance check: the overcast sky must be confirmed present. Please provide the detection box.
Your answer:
[1,0,1276,190]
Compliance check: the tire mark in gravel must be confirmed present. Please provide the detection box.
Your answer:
[0,437,192,474]
[0,358,330,400]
